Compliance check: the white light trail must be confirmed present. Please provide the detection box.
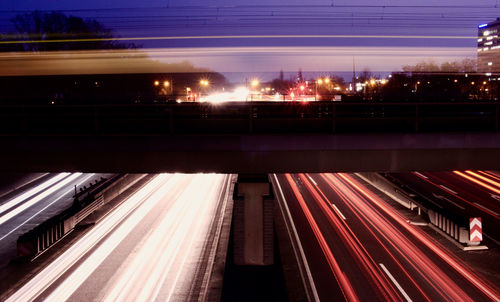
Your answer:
[8,173,227,302]
[0,173,82,226]
[0,173,70,216]
[6,174,174,302]
[0,174,96,242]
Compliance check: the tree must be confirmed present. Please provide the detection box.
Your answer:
[2,11,134,52]
[402,58,477,73]
[402,60,440,73]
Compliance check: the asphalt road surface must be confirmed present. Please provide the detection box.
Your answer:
[273,173,500,302]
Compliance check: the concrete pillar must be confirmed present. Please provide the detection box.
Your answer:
[459,227,469,243]
[233,174,274,266]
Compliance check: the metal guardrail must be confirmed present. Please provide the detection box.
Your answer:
[0,101,498,135]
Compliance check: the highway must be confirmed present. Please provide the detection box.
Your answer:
[387,171,500,242]
[6,173,230,301]
[0,173,110,269]
[273,173,500,301]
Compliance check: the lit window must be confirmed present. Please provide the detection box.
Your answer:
[484,31,490,36]
[484,47,489,51]
[477,49,482,52]
[487,36,494,40]
[478,38,483,42]
[488,62,493,66]
[486,73,492,76]
[485,41,493,46]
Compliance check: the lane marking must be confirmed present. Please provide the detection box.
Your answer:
[431,193,466,210]
[307,175,318,186]
[272,174,320,302]
[412,172,428,179]
[474,202,500,216]
[331,203,347,220]
[379,263,413,302]
[439,185,457,195]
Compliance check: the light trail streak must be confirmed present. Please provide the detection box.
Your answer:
[459,171,500,194]
[8,174,228,302]
[0,173,69,216]
[0,34,476,45]
[271,174,319,302]
[6,174,174,302]
[284,174,359,302]
[337,173,500,302]
[328,173,466,301]
[320,173,432,301]
[412,172,500,220]
[0,174,96,242]
[0,173,82,226]
[468,171,500,189]
[102,174,224,301]
[300,173,405,301]
[480,171,500,183]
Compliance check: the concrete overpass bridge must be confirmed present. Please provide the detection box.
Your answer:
[0,101,499,173]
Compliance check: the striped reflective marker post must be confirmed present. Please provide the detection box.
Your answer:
[469,217,483,242]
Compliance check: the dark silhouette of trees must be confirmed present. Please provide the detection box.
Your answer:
[1,11,134,52]
[402,58,477,73]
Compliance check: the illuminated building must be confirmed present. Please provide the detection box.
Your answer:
[477,18,500,75]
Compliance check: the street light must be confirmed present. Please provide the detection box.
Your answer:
[163,81,170,87]
[251,79,259,87]
[154,80,160,86]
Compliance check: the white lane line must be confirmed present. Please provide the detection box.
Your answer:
[272,174,320,302]
[0,174,95,242]
[439,185,458,195]
[431,193,466,210]
[331,203,347,220]
[412,172,428,179]
[474,202,500,216]
[307,175,318,186]
[0,173,82,225]
[0,173,70,216]
[379,263,413,302]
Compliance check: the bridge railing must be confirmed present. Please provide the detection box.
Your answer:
[0,101,498,135]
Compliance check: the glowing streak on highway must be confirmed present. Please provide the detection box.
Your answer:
[0,173,69,216]
[7,173,227,302]
[102,174,224,301]
[460,171,500,193]
[324,173,467,300]
[319,174,432,301]
[297,173,401,301]
[0,174,96,242]
[6,174,174,302]
[412,172,500,220]
[479,171,500,183]
[0,173,82,226]
[284,174,359,302]
[336,173,500,302]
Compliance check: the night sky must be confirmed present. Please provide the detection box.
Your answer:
[1,1,499,80]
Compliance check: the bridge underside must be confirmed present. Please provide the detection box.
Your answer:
[2,133,500,173]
